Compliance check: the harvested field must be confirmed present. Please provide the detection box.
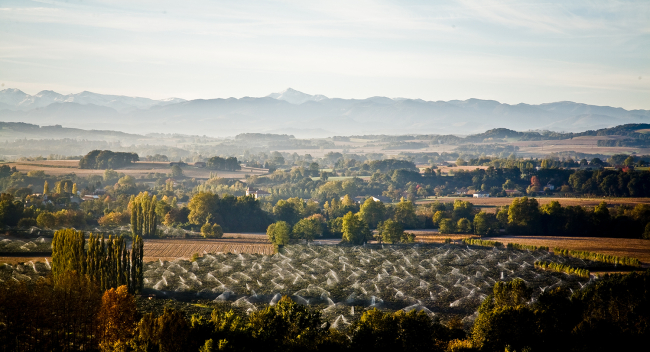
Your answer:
[144,235,273,261]
[5,160,268,180]
[0,256,50,265]
[482,235,650,265]
[408,230,478,243]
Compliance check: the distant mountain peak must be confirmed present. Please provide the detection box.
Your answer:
[0,88,26,94]
[0,88,186,112]
[267,88,328,105]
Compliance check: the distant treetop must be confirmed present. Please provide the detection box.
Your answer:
[79,150,139,169]
[235,133,295,141]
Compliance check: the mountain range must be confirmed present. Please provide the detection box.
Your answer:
[1,88,648,137]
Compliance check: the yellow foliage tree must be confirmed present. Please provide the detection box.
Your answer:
[97,285,138,352]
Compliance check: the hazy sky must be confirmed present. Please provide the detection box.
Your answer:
[1,0,649,108]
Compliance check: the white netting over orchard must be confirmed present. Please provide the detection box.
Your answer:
[143,243,593,327]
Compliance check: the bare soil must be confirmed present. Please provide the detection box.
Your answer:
[142,234,273,261]
[482,235,650,265]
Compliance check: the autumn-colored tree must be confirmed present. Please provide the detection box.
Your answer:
[98,211,131,227]
[97,285,138,352]
[129,308,190,352]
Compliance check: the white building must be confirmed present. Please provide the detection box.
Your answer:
[246,187,271,199]
[473,191,490,198]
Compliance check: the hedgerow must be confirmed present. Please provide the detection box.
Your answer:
[462,238,503,248]
[534,261,590,278]
[553,248,640,267]
[507,243,549,251]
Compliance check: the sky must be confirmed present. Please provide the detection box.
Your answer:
[1,0,649,109]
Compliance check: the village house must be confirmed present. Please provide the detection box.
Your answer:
[246,187,271,199]
[473,191,490,198]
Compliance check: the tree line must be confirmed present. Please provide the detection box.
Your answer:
[206,156,241,171]
[79,150,139,169]
[265,196,419,246]
[430,197,650,239]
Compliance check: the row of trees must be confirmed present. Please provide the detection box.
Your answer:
[185,192,270,232]
[429,197,650,239]
[130,192,158,237]
[79,150,139,169]
[206,156,241,171]
[264,195,419,245]
[52,228,144,293]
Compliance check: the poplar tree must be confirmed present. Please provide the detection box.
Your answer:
[52,229,144,293]
[130,192,158,237]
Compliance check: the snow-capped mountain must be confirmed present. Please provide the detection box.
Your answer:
[0,87,648,137]
[266,88,329,105]
[0,89,186,113]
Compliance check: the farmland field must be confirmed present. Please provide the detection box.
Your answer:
[4,160,268,180]
[143,235,274,260]
[482,235,650,265]
[409,230,478,243]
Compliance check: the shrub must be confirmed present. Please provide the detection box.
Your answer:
[36,212,56,228]
[201,222,224,239]
[17,218,37,228]
[447,339,475,352]
[98,211,130,227]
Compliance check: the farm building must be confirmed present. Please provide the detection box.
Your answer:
[371,195,391,203]
[473,191,490,198]
[246,187,271,199]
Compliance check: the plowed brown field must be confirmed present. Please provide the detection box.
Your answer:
[482,235,650,265]
[143,235,273,261]
[409,229,478,243]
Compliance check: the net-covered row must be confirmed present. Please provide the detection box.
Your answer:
[142,243,593,326]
